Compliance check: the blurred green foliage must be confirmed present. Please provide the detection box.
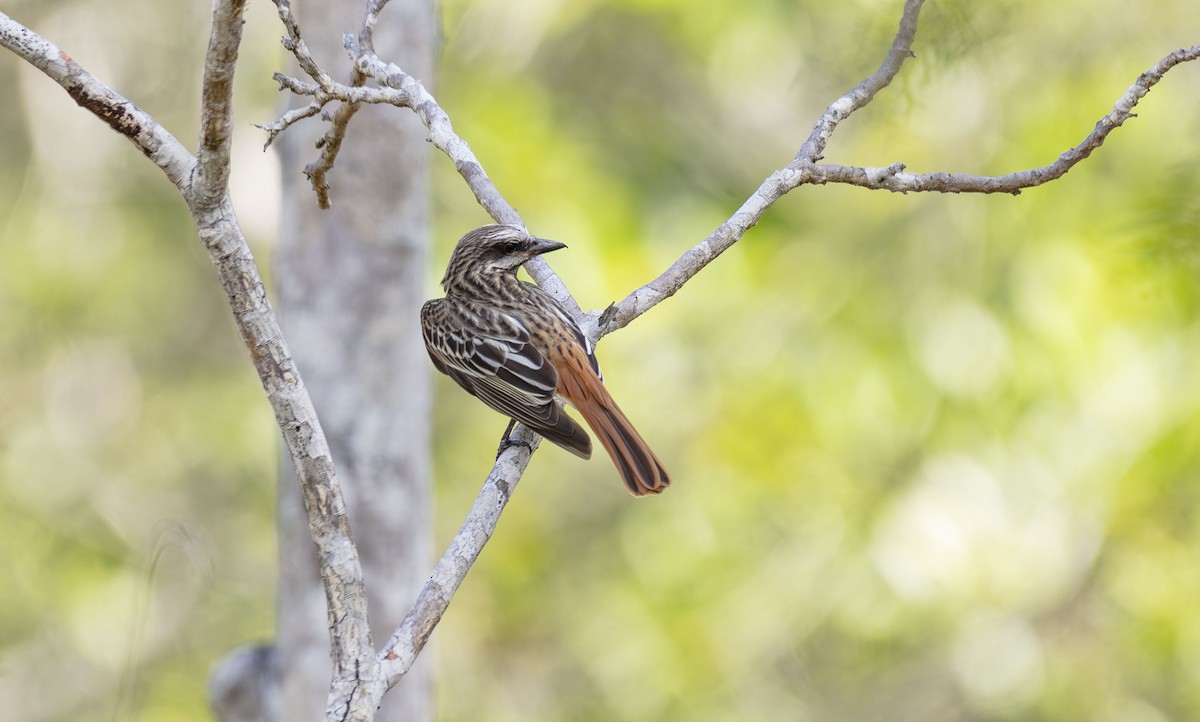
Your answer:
[2,0,1200,720]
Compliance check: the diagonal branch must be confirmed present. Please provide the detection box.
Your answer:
[595,0,929,335]
[274,43,585,318]
[0,10,194,187]
[195,8,379,716]
[347,49,525,228]
[796,0,925,164]
[377,427,541,687]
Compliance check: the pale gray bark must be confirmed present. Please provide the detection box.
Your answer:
[5,1,1199,719]
[273,1,435,721]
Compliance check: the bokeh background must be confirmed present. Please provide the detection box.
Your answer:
[3,0,1200,720]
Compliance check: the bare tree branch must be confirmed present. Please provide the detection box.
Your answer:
[268,0,400,209]
[0,11,194,186]
[272,0,334,91]
[800,43,1200,194]
[377,427,540,688]
[345,48,523,224]
[196,8,380,717]
[356,0,391,53]
[310,0,396,198]
[595,0,930,334]
[272,2,1200,341]
[598,41,1200,334]
[1,6,377,719]
[195,0,247,206]
[796,0,925,164]
[257,98,324,148]
[303,100,363,208]
[271,42,585,317]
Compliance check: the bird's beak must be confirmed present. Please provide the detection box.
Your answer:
[528,238,568,256]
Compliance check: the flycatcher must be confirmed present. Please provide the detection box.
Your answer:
[421,224,669,496]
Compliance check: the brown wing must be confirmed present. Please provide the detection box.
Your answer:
[421,297,592,458]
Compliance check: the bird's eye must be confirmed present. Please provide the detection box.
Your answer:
[497,241,523,254]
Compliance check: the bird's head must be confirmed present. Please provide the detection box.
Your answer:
[442,224,566,288]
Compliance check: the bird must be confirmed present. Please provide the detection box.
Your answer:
[420,224,669,496]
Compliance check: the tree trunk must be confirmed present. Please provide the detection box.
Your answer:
[274,1,436,720]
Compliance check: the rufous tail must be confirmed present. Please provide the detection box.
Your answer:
[586,396,670,495]
[569,386,669,496]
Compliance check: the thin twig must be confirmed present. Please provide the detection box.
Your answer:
[295,5,402,210]
[596,0,927,334]
[358,0,391,53]
[271,0,334,91]
[795,0,925,164]
[303,85,364,207]
[798,43,1200,195]
[303,0,396,206]
[268,0,396,207]
[257,98,324,149]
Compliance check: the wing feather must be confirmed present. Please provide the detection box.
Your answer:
[421,297,592,458]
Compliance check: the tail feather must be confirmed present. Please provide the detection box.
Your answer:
[594,405,669,495]
[574,387,670,496]
[552,344,670,496]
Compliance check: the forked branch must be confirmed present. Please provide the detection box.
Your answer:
[599,38,1200,333]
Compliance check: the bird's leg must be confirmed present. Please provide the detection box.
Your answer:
[496,418,533,458]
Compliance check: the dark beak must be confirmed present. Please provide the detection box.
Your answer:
[528,237,567,256]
